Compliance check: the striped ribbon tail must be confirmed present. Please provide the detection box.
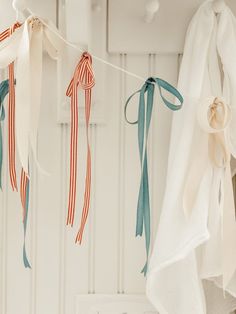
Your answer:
[125,77,183,275]
[0,80,10,189]
[75,87,92,244]
[20,169,31,268]
[8,62,17,191]
[0,23,21,191]
[66,52,95,244]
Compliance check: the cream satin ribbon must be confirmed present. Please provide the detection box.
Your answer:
[0,16,63,175]
[198,97,230,167]
[183,96,236,289]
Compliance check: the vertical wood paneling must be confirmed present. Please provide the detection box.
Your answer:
[30,152,38,314]
[59,124,67,314]
[5,115,31,314]
[88,125,97,294]
[93,54,120,294]
[123,55,148,293]
[64,125,90,314]
[118,54,126,294]
[36,57,61,314]
[0,70,8,314]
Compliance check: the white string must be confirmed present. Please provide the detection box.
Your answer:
[27,9,147,83]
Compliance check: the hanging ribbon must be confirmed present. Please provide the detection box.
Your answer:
[0,78,30,267]
[0,79,9,189]
[0,17,62,176]
[0,17,63,268]
[0,22,21,191]
[125,77,183,275]
[66,52,95,243]
[20,168,31,268]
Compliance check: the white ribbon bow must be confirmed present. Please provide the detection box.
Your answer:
[0,16,63,175]
[183,96,236,289]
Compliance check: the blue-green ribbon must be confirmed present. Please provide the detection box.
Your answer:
[0,79,9,189]
[125,77,183,275]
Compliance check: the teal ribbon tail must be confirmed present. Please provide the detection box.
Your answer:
[125,77,183,275]
[0,80,9,190]
[0,124,3,190]
[23,175,31,268]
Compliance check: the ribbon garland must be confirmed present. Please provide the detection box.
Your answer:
[125,77,183,275]
[0,19,185,272]
[66,52,95,243]
[0,23,21,191]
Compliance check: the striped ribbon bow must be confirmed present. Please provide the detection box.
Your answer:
[66,52,95,243]
[125,77,183,275]
[0,22,21,191]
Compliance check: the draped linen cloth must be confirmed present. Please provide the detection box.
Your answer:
[146,1,236,313]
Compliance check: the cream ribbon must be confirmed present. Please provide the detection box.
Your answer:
[0,16,63,175]
[183,96,236,289]
[198,97,230,167]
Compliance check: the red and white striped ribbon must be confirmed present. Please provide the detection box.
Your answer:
[0,22,21,191]
[66,52,95,244]
[20,168,28,221]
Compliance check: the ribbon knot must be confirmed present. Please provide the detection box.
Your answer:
[66,52,95,244]
[66,54,95,96]
[125,77,183,275]
[197,96,231,168]
[209,98,227,128]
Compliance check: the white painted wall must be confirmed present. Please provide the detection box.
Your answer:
[0,1,179,314]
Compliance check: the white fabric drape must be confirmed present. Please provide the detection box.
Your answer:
[147,1,236,313]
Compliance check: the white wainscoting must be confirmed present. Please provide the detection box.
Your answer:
[0,1,179,314]
[75,295,157,314]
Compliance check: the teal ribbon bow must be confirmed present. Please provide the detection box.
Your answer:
[125,77,183,275]
[0,79,9,189]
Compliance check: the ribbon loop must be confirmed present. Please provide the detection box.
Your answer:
[125,77,183,275]
[197,96,231,168]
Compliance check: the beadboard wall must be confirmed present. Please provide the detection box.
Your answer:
[0,1,179,314]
